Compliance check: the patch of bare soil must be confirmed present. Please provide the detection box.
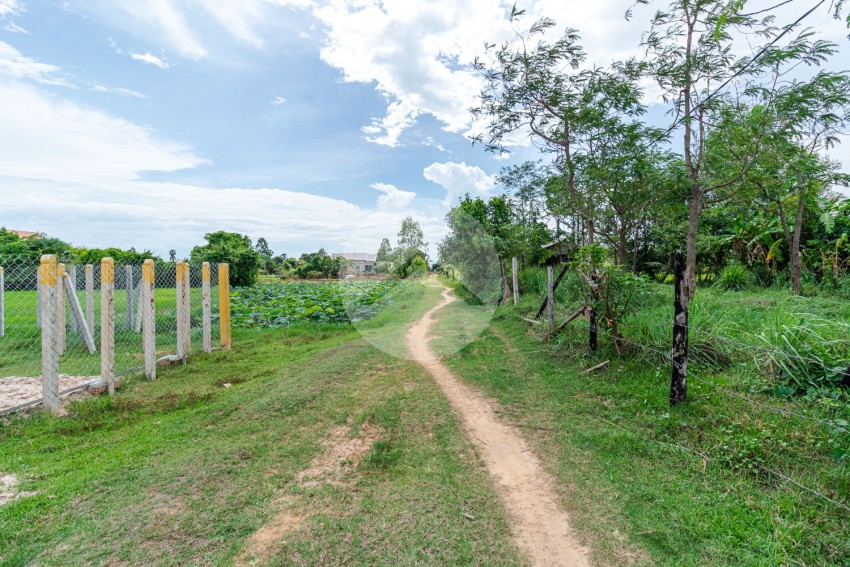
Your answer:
[0,473,36,505]
[235,421,383,565]
[407,287,591,567]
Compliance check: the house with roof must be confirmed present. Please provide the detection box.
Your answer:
[5,229,42,240]
[331,252,377,274]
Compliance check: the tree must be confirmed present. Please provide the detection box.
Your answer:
[396,217,427,263]
[254,237,275,273]
[190,230,262,287]
[642,0,835,298]
[376,238,393,262]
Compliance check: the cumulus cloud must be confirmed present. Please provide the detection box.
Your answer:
[0,0,22,19]
[270,95,286,105]
[371,182,417,209]
[131,52,170,69]
[0,79,206,184]
[0,41,72,86]
[422,161,497,205]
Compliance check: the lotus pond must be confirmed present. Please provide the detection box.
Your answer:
[230,280,407,328]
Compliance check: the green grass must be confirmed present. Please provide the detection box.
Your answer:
[0,326,522,565]
[0,286,220,378]
[437,283,850,566]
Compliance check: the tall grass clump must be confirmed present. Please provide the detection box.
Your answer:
[715,262,753,291]
[753,310,850,392]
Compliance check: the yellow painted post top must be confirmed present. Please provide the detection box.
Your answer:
[40,255,57,286]
[202,262,210,282]
[0,267,4,274]
[58,263,66,279]
[142,259,155,283]
[101,257,115,284]
[176,261,188,282]
[85,264,93,273]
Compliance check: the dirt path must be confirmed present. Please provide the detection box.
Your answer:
[406,286,591,567]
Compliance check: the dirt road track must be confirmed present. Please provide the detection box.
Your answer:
[406,286,591,567]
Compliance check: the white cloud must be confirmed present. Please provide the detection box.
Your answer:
[0,41,72,86]
[311,0,655,148]
[92,84,146,98]
[131,52,170,69]
[371,182,416,209]
[72,0,314,62]
[270,95,286,105]
[0,0,22,19]
[0,79,206,184]
[3,22,27,33]
[422,161,497,204]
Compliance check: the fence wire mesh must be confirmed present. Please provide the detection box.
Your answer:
[0,254,225,412]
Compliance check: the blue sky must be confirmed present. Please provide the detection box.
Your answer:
[0,0,847,259]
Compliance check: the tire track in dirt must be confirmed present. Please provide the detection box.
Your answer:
[406,286,590,567]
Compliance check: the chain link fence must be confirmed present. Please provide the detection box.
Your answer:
[0,254,227,413]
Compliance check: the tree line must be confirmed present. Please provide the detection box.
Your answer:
[441,1,850,302]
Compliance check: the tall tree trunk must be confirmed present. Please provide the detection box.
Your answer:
[587,218,595,245]
[790,171,806,295]
[500,259,511,304]
[684,182,702,302]
[618,228,628,271]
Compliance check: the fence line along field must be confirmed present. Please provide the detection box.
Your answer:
[0,254,229,414]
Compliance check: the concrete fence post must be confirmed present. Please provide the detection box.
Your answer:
[176,261,190,360]
[68,265,78,333]
[39,255,60,412]
[142,259,156,380]
[202,262,211,354]
[219,263,231,350]
[36,271,41,329]
[57,263,67,356]
[125,265,134,330]
[101,257,115,395]
[0,266,4,337]
[85,264,94,335]
[512,257,519,305]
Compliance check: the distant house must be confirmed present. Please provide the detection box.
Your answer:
[332,252,377,274]
[6,229,42,240]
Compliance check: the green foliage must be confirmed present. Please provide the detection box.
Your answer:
[230,280,405,328]
[753,311,850,392]
[190,230,262,287]
[715,262,754,291]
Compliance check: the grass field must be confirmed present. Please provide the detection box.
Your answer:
[0,280,522,565]
[2,277,848,565]
[0,286,220,378]
[438,281,850,565]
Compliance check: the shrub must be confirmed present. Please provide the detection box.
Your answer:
[753,310,850,392]
[715,263,753,291]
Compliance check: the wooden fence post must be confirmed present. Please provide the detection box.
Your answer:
[142,259,156,380]
[589,272,598,355]
[68,265,77,333]
[176,261,190,360]
[202,262,211,354]
[512,257,519,305]
[125,265,135,330]
[670,250,688,405]
[85,264,94,334]
[101,257,115,395]
[0,266,4,337]
[57,263,66,356]
[39,255,59,412]
[546,265,555,328]
[219,263,231,350]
